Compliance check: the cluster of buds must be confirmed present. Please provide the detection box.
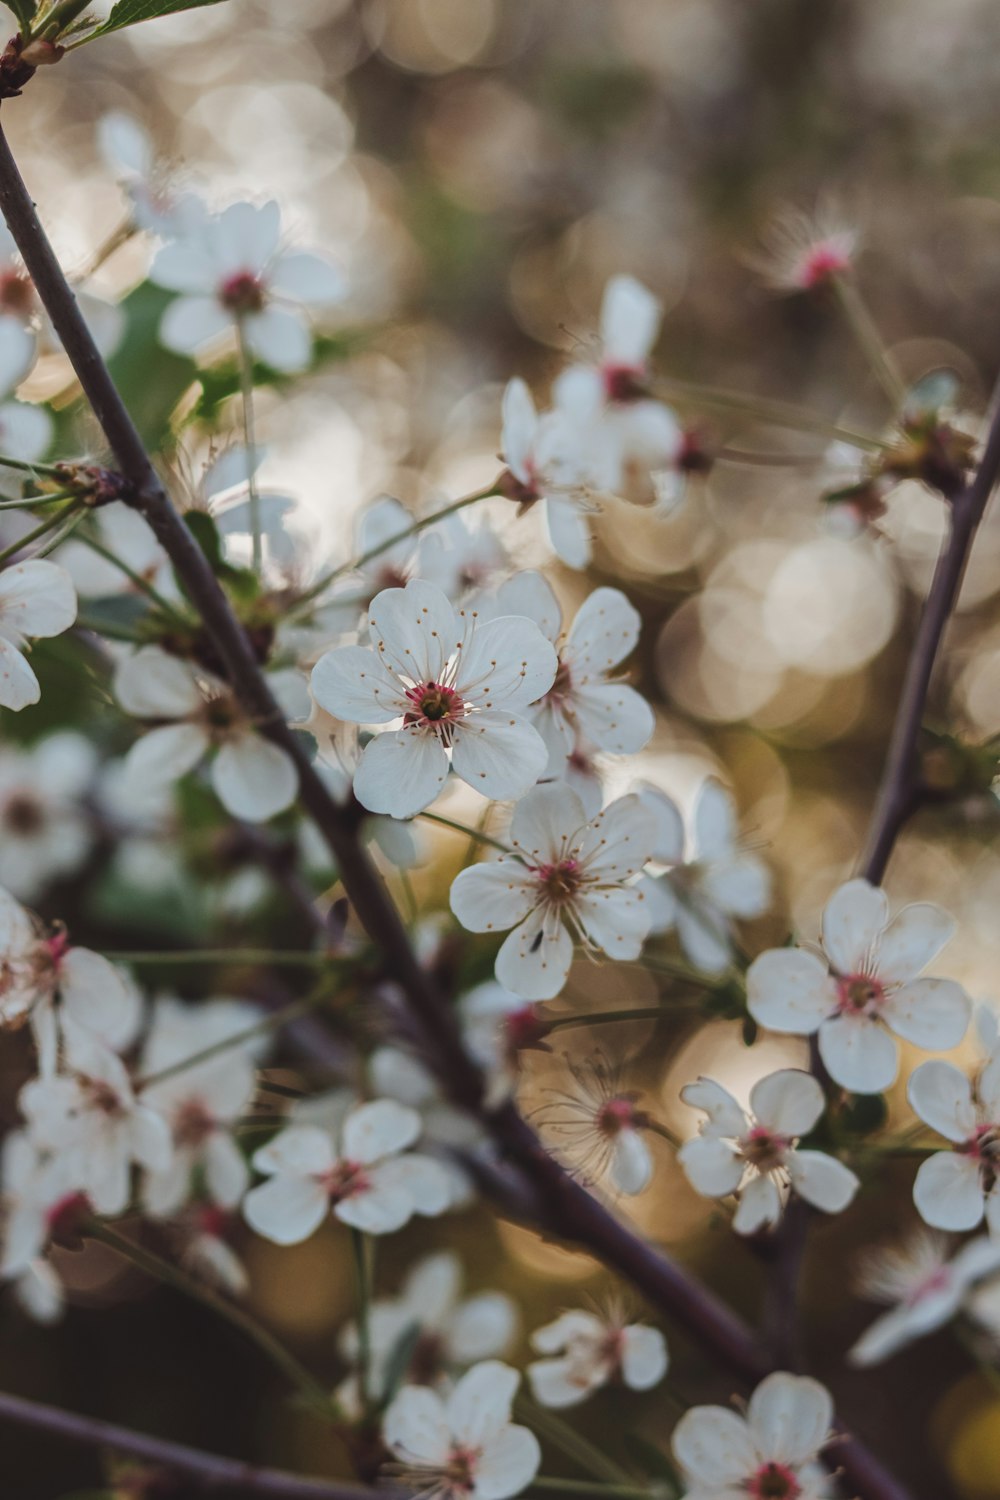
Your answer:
[880,408,978,500]
[53,462,135,509]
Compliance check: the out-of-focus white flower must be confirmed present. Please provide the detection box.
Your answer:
[0,733,96,900]
[150,200,344,373]
[58,503,167,601]
[383,1360,540,1500]
[552,276,682,505]
[115,645,299,823]
[535,1055,654,1195]
[500,377,600,570]
[747,879,970,1094]
[527,1307,667,1408]
[338,1251,518,1414]
[0,560,77,711]
[20,1026,172,1216]
[638,779,770,976]
[909,1049,1000,1236]
[97,111,205,239]
[0,1128,87,1324]
[671,1370,835,1500]
[311,578,556,819]
[460,981,551,1106]
[750,205,858,294]
[420,508,509,605]
[450,784,651,1001]
[489,572,653,776]
[242,1099,452,1244]
[848,1230,1000,1366]
[678,1071,859,1235]
[139,998,258,1217]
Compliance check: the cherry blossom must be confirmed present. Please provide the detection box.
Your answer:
[671,1370,835,1500]
[338,1251,518,1414]
[57,501,167,601]
[97,111,204,239]
[908,1049,1000,1235]
[0,1128,86,1324]
[0,561,77,711]
[451,783,651,1000]
[489,571,654,775]
[0,732,95,901]
[750,205,858,294]
[242,1098,452,1244]
[150,200,344,372]
[19,1026,172,1217]
[678,1071,859,1235]
[460,980,551,1106]
[527,1307,667,1408]
[383,1360,540,1500]
[638,778,771,975]
[115,646,299,823]
[848,1230,1000,1366]
[746,878,970,1093]
[535,1055,654,1194]
[499,377,600,570]
[310,578,556,819]
[553,275,682,504]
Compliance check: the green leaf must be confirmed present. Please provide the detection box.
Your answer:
[88,0,228,38]
[105,281,197,450]
[2,0,37,31]
[183,509,224,571]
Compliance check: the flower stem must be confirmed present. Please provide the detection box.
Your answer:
[136,991,330,1089]
[350,1229,374,1415]
[75,528,190,624]
[832,275,908,409]
[91,1223,330,1409]
[0,488,75,510]
[531,1481,659,1499]
[658,376,885,450]
[516,1399,637,1487]
[546,1006,675,1032]
[0,499,82,566]
[419,810,511,854]
[236,318,262,572]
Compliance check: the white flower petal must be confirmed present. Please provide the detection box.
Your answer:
[913,1152,985,1232]
[509,782,586,861]
[732,1173,782,1235]
[671,1406,757,1488]
[543,497,592,570]
[114,647,202,719]
[211,734,298,822]
[343,1099,421,1165]
[572,681,654,757]
[600,275,661,367]
[691,778,737,861]
[882,978,970,1051]
[448,1360,519,1446]
[270,251,345,307]
[677,1136,745,1198]
[160,295,232,355]
[749,1069,824,1137]
[818,1014,898,1093]
[0,560,76,640]
[748,1371,832,1468]
[620,1325,668,1390]
[384,1386,451,1467]
[451,712,548,802]
[574,886,650,960]
[449,861,538,934]
[907,1061,976,1142]
[352,729,449,818]
[876,903,955,984]
[0,636,38,709]
[125,722,208,786]
[821,878,888,975]
[310,645,409,724]
[746,948,836,1035]
[495,913,573,1001]
[609,1130,652,1195]
[369,579,456,684]
[475,1426,541,1500]
[458,615,557,709]
[787,1150,859,1214]
[680,1077,747,1138]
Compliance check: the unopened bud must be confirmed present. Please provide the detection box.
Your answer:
[18,37,63,66]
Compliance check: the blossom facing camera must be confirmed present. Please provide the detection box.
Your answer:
[499,377,600,570]
[311,577,557,819]
[671,1370,835,1500]
[746,878,970,1094]
[382,1360,540,1500]
[527,1307,667,1408]
[450,783,652,1001]
[678,1070,859,1235]
[909,1049,1000,1236]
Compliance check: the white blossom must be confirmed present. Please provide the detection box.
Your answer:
[534,1055,654,1195]
[460,981,550,1106]
[0,733,95,901]
[150,199,344,372]
[115,645,299,823]
[527,1307,667,1408]
[383,1360,540,1500]
[0,561,77,711]
[671,1370,835,1500]
[638,779,771,975]
[97,111,204,239]
[848,1230,1000,1366]
[243,1098,451,1244]
[746,878,970,1094]
[678,1071,859,1235]
[500,377,600,570]
[310,577,556,819]
[450,784,652,1001]
[909,1048,1000,1236]
[489,571,654,775]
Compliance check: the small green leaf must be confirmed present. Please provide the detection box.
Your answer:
[88,0,228,38]
[380,1320,422,1407]
[2,0,37,31]
[105,281,197,449]
[183,509,224,570]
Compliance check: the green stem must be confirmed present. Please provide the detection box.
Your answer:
[516,1399,635,1487]
[530,1481,656,1499]
[419,810,511,855]
[35,505,89,557]
[0,499,81,566]
[350,1229,373,1415]
[236,318,262,572]
[76,529,190,624]
[91,1224,330,1408]
[0,453,64,478]
[658,376,885,450]
[832,275,908,409]
[546,1006,674,1032]
[136,992,325,1089]
[106,948,331,967]
[0,488,75,510]
[289,485,499,616]
[75,614,143,643]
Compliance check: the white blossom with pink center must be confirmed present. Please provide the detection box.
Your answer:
[150,199,344,373]
[383,1360,540,1500]
[487,571,653,776]
[527,1307,667,1408]
[848,1229,1000,1366]
[450,783,652,1001]
[534,1055,654,1195]
[746,878,970,1094]
[671,1370,835,1500]
[500,377,604,570]
[242,1098,452,1244]
[310,577,557,819]
[908,1048,1000,1237]
[678,1071,859,1236]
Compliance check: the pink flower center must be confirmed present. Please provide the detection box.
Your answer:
[196,1203,231,1238]
[444,1446,478,1493]
[320,1159,371,1204]
[836,973,886,1016]
[82,1077,127,1119]
[219,270,266,315]
[602,363,647,403]
[1,791,44,834]
[0,270,33,318]
[908,1266,952,1306]
[740,1125,790,1172]
[797,243,851,290]
[45,1190,91,1245]
[173,1097,217,1149]
[748,1462,803,1499]
[597,1097,640,1138]
[504,1004,551,1055]
[534,857,582,906]
[545,658,573,706]
[403,681,466,728]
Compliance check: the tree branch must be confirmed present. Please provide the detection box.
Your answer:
[0,119,910,1500]
[0,1388,384,1498]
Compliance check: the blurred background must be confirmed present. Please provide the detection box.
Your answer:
[4,1,1000,1495]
